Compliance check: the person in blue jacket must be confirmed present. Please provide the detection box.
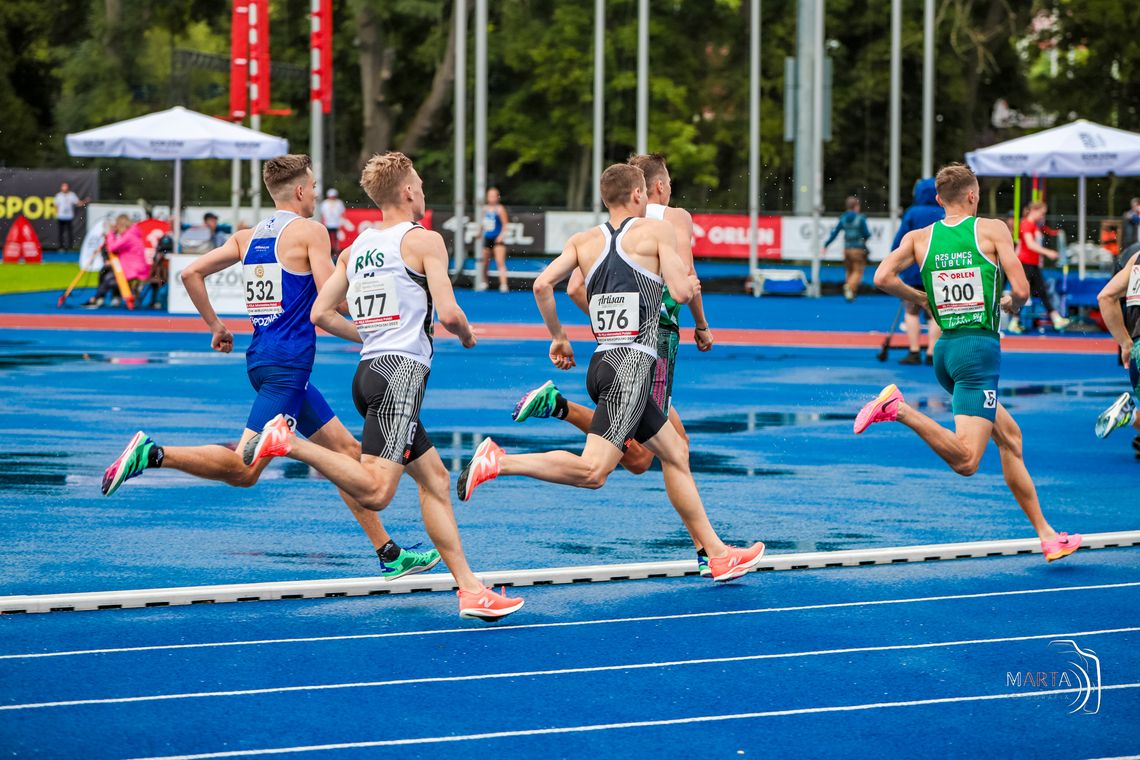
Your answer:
[893,178,945,364]
[824,196,873,301]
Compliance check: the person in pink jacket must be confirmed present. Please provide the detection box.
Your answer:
[105,215,150,283]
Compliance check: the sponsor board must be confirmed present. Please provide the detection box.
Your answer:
[167,254,246,316]
[436,210,545,256]
[0,169,98,248]
[691,213,781,259]
[337,209,434,250]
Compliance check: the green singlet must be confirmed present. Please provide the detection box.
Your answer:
[920,217,1003,333]
[659,286,682,330]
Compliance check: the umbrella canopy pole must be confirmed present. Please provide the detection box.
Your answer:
[1078,175,1087,280]
[1013,176,1021,235]
[231,159,242,234]
[173,158,183,254]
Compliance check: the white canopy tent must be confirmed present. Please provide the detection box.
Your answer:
[965,119,1140,278]
[65,106,288,251]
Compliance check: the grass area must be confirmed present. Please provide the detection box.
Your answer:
[0,263,89,295]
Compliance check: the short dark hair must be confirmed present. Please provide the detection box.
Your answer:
[600,164,645,208]
[262,154,312,196]
[203,212,218,222]
[627,153,668,188]
[935,163,978,204]
[845,196,860,211]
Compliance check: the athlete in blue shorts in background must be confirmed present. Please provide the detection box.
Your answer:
[101,154,439,579]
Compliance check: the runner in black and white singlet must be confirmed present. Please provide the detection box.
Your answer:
[1094,245,1140,453]
[456,163,767,583]
[244,152,523,619]
[100,155,435,579]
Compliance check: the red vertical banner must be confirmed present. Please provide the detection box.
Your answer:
[247,0,265,116]
[229,0,250,120]
[320,0,332,114]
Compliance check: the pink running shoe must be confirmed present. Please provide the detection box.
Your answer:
[242,414,293,466]
[708,542,767,582]
[458,585,525,620]
[1041,532,1082,562]
[854,384,904,434]
[457,437,504,502]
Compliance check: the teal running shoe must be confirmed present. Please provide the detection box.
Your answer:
[102,431,158,496]
[1095,392,1135,439]
[512,380,562,422]
[378,546,441,580]
[697,553,711,578]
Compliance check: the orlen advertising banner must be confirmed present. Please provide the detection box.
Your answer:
[0,169,98,249]
[337,209,434,250]
[167,254,246,316]
[691,213,781,259]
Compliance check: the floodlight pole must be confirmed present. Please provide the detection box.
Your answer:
[636,0,648,155]
[473,0,488,290]
[889,0,901,237]
[453,0,467,276]
[921,0,934,177]
[809,0,824,297]
[747,0,761,286]
[592,0,605,222]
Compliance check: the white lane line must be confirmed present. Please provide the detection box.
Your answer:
[4,626,1137,712]
[2,579,1138,662]
[130,683,1140,759]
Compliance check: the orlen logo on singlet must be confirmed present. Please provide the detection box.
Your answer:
[354,249,385,273]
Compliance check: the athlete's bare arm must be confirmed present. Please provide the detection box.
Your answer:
[984,217,1029,312]
[666,207,712,350]
[1098,251,1138,363]
[565,269,589,315]
[533,236,585,370]
[873,230,928,307]
[181,229,251,353]
[496,205,509,244]
[406,228,476,349]
[641,219,694,304]
[310,256,361,343]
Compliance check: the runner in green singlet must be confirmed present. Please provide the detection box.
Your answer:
[854,163,1082,563]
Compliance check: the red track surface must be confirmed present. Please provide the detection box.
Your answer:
[0,312,1116,354]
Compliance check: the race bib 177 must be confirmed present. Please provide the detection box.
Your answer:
[348,273,401,334]
[1127,265,1140,308]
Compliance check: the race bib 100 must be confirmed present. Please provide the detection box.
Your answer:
[1127,265,1140,308]
[348,273,401,334]
[932,267,985,316]
[590,292,639,344]
[244,262,283,317]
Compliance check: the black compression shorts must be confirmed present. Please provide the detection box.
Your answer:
[586,346,669,452]
[351,354,434,464]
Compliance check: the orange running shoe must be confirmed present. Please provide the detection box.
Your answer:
[458,585,525,620]
[708,542,767,582]
[854,384,904,434]
[457,437,504,502]
[1041,532,1082,562]
[242,414,293,466]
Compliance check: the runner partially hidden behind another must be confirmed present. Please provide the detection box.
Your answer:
[101,154,440,580]
[1094,243,1140,456]
[243,152,523,619]
[510,153,717,575]
[457,163,765,583]
[857,163,1082,562]
[1008,202,1070,334]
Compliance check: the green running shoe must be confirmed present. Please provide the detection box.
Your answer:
[102,431,157,496]
[378,546,441,580]
[1095,392,1135,439]
[697,553,711,578]
[512,380,562,422]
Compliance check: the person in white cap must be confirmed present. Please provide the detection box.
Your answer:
[319,187,347,259]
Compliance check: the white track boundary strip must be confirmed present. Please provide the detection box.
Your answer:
[133,683,1140,759]
[3,530,1138,614]
[3,580,1138,661]
[4,626,1136,712]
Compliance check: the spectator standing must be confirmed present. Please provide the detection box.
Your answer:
[53,182,88,251]
[203,213,229,248]
[894,178,945,365]
[481,187,510,292]
[319,188,346,259]
[1122,197,1140,250]
[1009,202,1070,333]
[824,195,872,301]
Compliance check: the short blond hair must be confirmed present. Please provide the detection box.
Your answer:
[600,164,645,208]
[935,163,978,204]
[262,154,311,197]
[360,152,414,207]
[627,153,668,188]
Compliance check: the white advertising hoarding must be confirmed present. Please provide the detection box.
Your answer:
[167,254,246,316]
